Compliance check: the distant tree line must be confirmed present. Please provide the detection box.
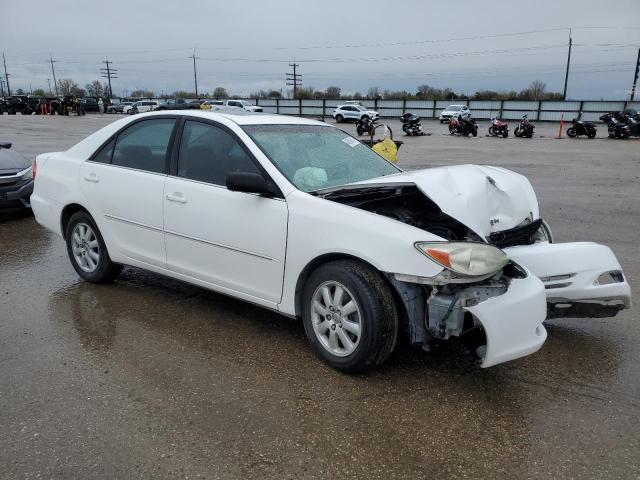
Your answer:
[14,78,561,102]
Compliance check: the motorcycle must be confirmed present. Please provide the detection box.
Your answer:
[356,116,377,136]
[514,114,535,138]
[620,108,640,137]
[566,114,596,138]
[449,113,478,137]
[400,112,427,136]
[488,117,509,138]
[599,112,631,139]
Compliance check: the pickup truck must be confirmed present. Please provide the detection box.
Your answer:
[154,98,202,111]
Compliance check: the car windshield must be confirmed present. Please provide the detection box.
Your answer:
[447,105,462,111]
[243,124,400,192]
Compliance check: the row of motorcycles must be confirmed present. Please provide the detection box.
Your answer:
[355,109,640,140]
[599,109,640,139]
[357,113,430,137]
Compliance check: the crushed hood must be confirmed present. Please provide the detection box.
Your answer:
[358,164,540,238]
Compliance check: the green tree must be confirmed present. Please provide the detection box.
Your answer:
[325,86,341,98]
[213,87,228,99]
[131,89,155,98]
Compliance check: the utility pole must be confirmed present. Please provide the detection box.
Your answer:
[286,62,301,99]
[49,54,58,96]
[0,78,5,97]
[3,52,11,96]
[100,59,118,98]
[630,47,640,101]
[562,28,572,101]
[189,48,199,97]
[47,78,52,95]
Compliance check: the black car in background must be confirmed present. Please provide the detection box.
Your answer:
[0,142,34,212]
[0,95,39,115]
[80,98,100,112]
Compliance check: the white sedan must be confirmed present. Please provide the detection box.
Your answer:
[439,104,470,123]
[31,111,631,372]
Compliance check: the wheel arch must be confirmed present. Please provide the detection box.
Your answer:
[60,203,91,240]
[293,252,405,322]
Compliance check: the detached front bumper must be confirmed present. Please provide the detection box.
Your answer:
[505,242,632,318]
[466,272,547,367]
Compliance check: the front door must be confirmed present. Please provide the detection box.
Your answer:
[163,119,288,306]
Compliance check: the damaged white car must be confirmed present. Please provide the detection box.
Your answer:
[31,112,632,372]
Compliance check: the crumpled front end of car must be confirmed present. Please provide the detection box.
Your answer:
[392,260,547,368]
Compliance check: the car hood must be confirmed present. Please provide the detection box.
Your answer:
[351,164,540,238]
[0,148,31,173]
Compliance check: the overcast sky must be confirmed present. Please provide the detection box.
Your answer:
[1,0,639,99]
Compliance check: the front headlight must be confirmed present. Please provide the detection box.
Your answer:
[19,165,33,181]
[415,241,509,277]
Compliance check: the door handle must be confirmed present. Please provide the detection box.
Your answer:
[166,193,187,204]
[83,173,99,183]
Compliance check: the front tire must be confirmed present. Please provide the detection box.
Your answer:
[488,126,497,136]
[65,211,122,283]
[356,126,364,136]
[302,260,398,373]
[335,114,344,123]
[566,127,577,138]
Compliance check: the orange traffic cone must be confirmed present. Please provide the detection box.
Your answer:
[557,114,564,139]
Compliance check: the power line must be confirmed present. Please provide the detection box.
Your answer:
[631,47,640,101]
[100,59,117,98]
[563,29,572,100]
[2,53,11,96]
[286,62,301,98]
[189,48,199,96]
[49,54,58,95]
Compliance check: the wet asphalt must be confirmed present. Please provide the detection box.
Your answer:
[1,114,639,479]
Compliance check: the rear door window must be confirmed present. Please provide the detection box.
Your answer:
[112,119,176,174]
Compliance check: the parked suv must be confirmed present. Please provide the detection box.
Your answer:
[439,105,470,123]
[130,100,160,115]
[223,100,263,112]
[107,102,134,114]
[155,98,201,111]
[333,104,379,123]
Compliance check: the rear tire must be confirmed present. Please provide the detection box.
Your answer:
[302,260,398,373]
[502,129,508,138]
[587,130,596,139]
[65,211,123,283]
[356,126,364,136]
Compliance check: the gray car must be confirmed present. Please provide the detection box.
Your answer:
[0,142,34,212]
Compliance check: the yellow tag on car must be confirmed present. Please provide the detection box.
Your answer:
[372,138,398,163]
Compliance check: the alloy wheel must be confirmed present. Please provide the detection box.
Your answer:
[71,222,100,273]
[311,281,362,357]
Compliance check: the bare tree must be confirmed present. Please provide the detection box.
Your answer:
[366,86,380,99]
[325,86,341,99]
[213,87,228,99]
[85,80,104,98]
[57,78,79,96]
[528,80,546,101]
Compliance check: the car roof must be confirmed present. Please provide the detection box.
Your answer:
[137,109,330,126]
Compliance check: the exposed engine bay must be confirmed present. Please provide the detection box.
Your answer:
[317,183,543,247]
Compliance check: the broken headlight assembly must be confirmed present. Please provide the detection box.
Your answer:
[407,241,510,284]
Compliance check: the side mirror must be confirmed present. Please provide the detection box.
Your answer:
[226,172,275,196]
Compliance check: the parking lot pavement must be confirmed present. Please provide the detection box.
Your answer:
[1,114,639,479]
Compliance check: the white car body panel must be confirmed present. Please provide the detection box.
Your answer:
[163,176,288,305]
[359,164,539,238]
[30,111,632,369]
[467,273,547,367]
[505,242,631,307]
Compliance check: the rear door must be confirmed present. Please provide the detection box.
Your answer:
[163,118,288,306]
[79,117,177,268]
